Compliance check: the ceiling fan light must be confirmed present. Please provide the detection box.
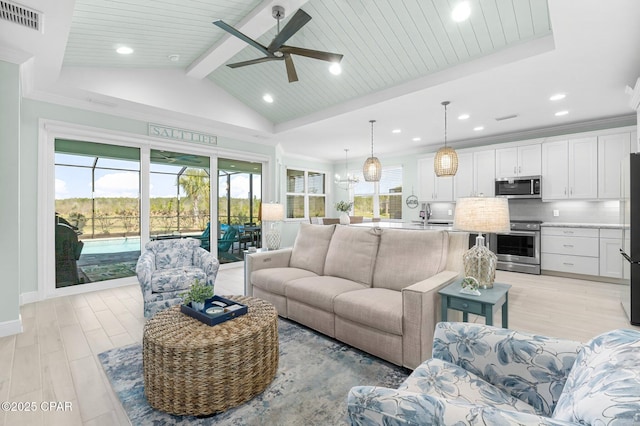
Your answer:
[452,1,471,22]
[363,157,382,181]
[329,62,342,75]
[434,146,458,177]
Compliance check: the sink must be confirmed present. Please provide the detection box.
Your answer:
[428,221,452,225]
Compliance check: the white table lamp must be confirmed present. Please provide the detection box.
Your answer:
[453,197,510,288]
[262,203,285,250]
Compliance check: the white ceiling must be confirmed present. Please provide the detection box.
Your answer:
[0,0,638,163]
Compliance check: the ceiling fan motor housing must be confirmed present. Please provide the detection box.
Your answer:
[272,5,285,20]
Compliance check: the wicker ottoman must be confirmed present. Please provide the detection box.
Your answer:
[143,296,279,416]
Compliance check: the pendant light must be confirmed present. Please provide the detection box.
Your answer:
[434,101,458,177]
[363,120,382,181]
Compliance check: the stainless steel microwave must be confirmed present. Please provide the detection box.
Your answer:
[495,176,541,198]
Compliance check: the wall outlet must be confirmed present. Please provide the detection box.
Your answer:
[448,209,452,216]
[553,209,560,217]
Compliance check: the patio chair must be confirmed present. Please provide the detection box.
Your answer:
[136,237,219,318]
[196,222,211,251]
[218,225,241,262]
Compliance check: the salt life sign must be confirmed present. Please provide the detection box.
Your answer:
[148,123,217,145]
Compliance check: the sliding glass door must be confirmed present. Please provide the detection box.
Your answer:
[218,158,262,263]
[54,140,140,287]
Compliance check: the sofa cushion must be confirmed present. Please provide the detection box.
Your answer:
[151,266,206,293]
[324,226,380,286]
[251,267,318,296]
[334,288,402,335]
[400,358,538,415]
[289,223,336,275]
[285,276,366,312]
[553,329,640,424]
[145,238,201,270]
[373,229,448,291]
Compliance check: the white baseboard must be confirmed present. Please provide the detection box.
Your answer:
[0,315,22,338]
[20,291,39,305]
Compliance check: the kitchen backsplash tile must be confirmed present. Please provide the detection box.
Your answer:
[423,199,620,224]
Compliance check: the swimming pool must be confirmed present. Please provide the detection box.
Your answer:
[81,237,141,254]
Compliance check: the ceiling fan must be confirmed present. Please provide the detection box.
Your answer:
[213,5,344,83]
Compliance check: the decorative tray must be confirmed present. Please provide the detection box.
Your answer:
[180,295,248,326]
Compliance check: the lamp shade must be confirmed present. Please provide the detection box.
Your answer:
[261,203,284,221]
[434,146,459,177]
[363,156,382,181]
[453,197,510,234]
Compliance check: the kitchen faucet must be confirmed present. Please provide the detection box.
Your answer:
[426,203,432,220]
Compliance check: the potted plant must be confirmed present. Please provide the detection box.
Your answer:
[335,201,353,225]
[181,279,214,312]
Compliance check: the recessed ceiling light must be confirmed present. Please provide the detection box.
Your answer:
[458,114,470,120]
[412,137,421,142]
[392,129,401,134]
[473,126,484,131]
[168,54,180,62]
[550,93,566,101]
[451,1,471,22]
[263,94,274,103]
[555,110,569,116]
[116,46,133,55]
[329,62,342,75]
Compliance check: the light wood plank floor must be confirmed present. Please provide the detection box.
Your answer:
[1,267,638,426]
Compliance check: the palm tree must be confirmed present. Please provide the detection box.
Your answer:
[179,169,210,227]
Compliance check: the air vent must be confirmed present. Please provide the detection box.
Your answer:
[495,114,519,121]
[0,1,42,32]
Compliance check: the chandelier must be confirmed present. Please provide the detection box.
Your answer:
[335,149,359,190]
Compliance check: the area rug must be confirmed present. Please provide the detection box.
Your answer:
[98,318,410,425]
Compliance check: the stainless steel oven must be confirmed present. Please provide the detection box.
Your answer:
[489,220,541,275]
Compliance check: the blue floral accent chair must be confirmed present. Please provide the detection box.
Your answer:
[348,322,640,425]
[136,238,219,318]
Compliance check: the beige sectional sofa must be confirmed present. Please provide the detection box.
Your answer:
[244,223,469,369]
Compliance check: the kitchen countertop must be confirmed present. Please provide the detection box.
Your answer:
[350,221,453,231]
[541,222,626,229]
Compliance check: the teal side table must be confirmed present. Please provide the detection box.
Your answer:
[438,280,512,328]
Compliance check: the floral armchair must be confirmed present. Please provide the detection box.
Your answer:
[136,238,219,318]
[348,322,640,425]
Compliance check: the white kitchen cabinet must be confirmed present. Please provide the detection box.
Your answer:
[598,132,631,199]
[474,149,495,197]
[542,137,598,200]
[453,152,474,199]
[541,227,599,276]
[599,229,624,279]
[417,156,453,202]
[541,140,568,200]
[495,144,541,178]
[453,149,495,199]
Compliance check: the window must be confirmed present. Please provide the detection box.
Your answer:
[353,166,403,219]
[379,166,403,219]
[286,169,326,219]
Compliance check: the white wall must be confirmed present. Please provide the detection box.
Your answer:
[0,60,22,335]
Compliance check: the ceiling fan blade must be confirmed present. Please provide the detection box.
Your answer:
[227,56,282,68]
[213,20,272,57]
[280,46,343,63]
[284,54,298,83]
[268,9,312,52]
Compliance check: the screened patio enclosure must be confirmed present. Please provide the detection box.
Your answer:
[54,140,211,288]
[217,157,262,264]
